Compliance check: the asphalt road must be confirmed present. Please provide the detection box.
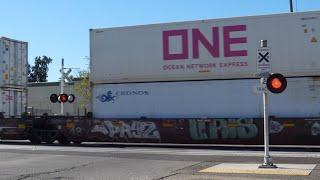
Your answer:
[0,142,320,180]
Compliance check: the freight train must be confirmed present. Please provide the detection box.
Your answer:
[0,11,320,145]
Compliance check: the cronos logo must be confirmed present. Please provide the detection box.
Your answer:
[97,90,150,103]
[96,91,117,103]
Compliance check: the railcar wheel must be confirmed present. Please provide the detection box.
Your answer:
[43,131,57,144]
[29,136,41,144]
[72,141,82,145]
[58,137,71,145]
[44,139,55,144]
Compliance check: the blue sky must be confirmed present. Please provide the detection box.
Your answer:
[1,0,319,81]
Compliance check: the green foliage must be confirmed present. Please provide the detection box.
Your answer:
[73,70,91,110]
[28,56,53,82]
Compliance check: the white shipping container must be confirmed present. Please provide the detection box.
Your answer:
[0,88,27,118]
[0,37,28,87]
[90,11,320,84]
[92,77,320,119]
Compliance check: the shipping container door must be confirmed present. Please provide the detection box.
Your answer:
[0,37,27,88]
[1,90,10,117]
[1,38,27,87]
[0,88,26,118]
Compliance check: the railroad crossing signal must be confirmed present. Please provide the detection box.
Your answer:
[266,73,287,94]
[50,93,75,103]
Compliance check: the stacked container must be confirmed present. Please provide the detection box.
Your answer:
[0,37,27,118]
[90,11,320,119]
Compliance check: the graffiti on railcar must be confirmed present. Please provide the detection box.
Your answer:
[311,122,320,136]
[269,120,284,134]
[189,118,258,140]
[91,120,161,140]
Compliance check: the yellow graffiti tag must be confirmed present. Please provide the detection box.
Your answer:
[283,123,295,128]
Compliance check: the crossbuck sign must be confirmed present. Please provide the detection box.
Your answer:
[257,47,271,73]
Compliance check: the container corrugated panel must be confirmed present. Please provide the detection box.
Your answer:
[92,77,320,119]
[0,37,28,87]
[90,11,320,84]
[0,87,27,118]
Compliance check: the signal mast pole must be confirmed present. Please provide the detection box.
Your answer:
[59,58,78,115]
[261,77,273,167]
[259,40,276,168]
[60,58,65,115]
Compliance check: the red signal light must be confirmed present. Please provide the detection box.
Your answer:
[58,94,68,103]
[266,73,287,94]
[271,78,282,89]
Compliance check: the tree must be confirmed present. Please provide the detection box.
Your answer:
[73,70,91,114]
[27,63,31,79]
[28,56,53,82]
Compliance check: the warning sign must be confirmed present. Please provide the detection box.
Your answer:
[257,47,271,73]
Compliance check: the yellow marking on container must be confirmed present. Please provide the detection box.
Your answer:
[3,73,8,80]
[18,123,26,129]
[66,122,75,129]
[162,121,174,128]
[113,121,123,127]
[227,122,239,128]
[283,123,295,128]
[199,70,210,73]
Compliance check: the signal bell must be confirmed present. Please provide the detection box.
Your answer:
[266,73,287,94]
[50,93,75,103]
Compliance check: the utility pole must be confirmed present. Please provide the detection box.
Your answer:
[289,0,294,12]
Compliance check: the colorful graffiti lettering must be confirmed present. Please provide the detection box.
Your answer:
[91,120,160,139]
[189,119,258,140]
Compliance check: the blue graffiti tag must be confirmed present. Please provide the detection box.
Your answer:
[97,91,116,103]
